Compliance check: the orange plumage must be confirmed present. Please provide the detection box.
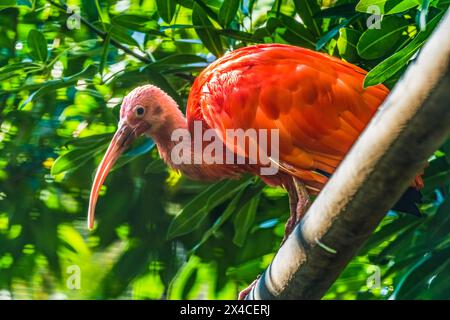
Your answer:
[187,44,389,192]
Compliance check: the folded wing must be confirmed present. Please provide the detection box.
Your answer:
[187,44,389,191]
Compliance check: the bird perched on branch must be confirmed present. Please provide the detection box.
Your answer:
[88,44,423,298]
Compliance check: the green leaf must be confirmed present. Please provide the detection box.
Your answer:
[314,3,357,19]
[144,158,167,174]
[419,0,431,31]
[442,138,450,163]
[99,31,111,76]
[391,248,450,299]
[150,54,206,68]
[434,0,450,10]
[0,0,16,8]
[316,14,361,50]
[156,0,177,24]
[337,28,361,62]
[363,12,444,87]
[293,0,322,37]
[112,14,160,33]
[357,16,410,60]
[219,29,264,42]
[192,3,224,57]
[176,0,194,9]
[27,29,48,62]
[276,13,316,49]
[233,195,260,247]
[65,133,113,148]
[0,0,32,8]
[359,216,420,256]
[21,64,98,108]
[266,16,283,33]
[51,144,106,176]
[428,195,450,244]
[110,25,141,48]
[218,0,240,27]
[0,62,42,77]
[272,0,282,16]
[167,178,252,239]
[55,136,154,179]
[192,0,219,22]
[356,0,420,15]
[190,187,247,253]
[181,268,198,299]
[112,139,155,172]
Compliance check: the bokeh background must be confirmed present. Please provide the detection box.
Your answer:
[0,0,449,299]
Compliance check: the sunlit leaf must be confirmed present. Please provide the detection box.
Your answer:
[218,0,240,27]
[363,12,444,86]
[0,62,42,77]
[233,195,260,247]
[293,0,322,37]
[100,31,111,76]
[276,13,316,49]
[356,0,420,15]
[21,64,98,108]
[156,0,177,24]
[316,14,361,50]
[167,178,252,239]
[192,3,224,57]
[110,25,141,48]
[337,27,361,62]
[51,145,106,176]
[112,14,161,33]
[357,16,410,59]
[27,29,48,62]
[149,54,207,69]
[190,187,246,253]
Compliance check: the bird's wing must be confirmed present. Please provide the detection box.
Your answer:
[187,44,389,191]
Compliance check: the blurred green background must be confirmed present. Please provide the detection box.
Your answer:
[0,0,449,300]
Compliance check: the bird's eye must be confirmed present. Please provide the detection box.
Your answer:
[135,106,145,117]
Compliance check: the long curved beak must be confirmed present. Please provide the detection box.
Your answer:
[88,122,135,230]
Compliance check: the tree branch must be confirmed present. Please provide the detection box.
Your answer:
[46,0,152,64]
[246,9,450,300]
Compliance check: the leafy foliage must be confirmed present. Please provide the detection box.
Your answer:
[0,0,448,300]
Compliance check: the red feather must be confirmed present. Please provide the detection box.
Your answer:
[186,44,389,191]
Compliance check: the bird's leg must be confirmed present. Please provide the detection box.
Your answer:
[283,180,299,242]
[282,177,310,243]
[293,177,311,221]
[238,178,310,300]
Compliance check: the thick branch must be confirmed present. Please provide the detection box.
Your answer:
[247,10,450,300]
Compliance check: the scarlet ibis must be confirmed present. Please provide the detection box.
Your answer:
[88,44,423,296]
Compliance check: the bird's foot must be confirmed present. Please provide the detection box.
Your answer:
[282,178,311,244]
[238,276,260,300]
[283,215,296,243]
